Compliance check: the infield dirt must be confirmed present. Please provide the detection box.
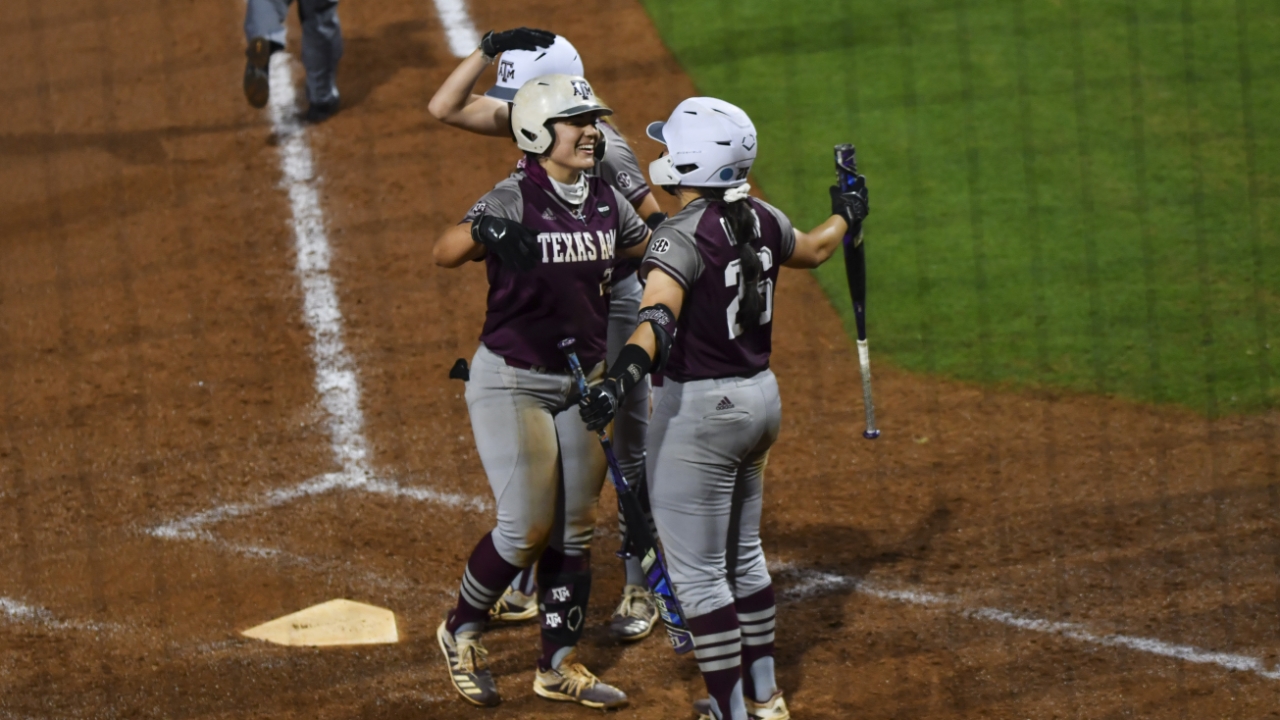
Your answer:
[1,0,1278,718]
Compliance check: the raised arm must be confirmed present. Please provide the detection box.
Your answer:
[426,50,511,136]
[784,216,851,269]
[784,176,870,269]
[427,28,556,136]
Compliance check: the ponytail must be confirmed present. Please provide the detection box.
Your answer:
[705,185,764,330]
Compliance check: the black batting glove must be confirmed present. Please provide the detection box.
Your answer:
[579,378,620,432]
[480,28,556,57]
[830,175,870,232]
[471,215,540,272]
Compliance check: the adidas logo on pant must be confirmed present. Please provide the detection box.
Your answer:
[715,397,734,411]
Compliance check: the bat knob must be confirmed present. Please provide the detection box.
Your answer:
[557,338,577,351]
[863,429,880,440]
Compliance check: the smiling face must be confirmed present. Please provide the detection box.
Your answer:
[540,112,605,180]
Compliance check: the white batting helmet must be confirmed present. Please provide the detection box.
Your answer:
[646,97,757,188]
[511,74,612,154]
[485,36,585,102]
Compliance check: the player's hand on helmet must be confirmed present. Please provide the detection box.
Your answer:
[579,378,620,432]
[471,216,540,272]
[829,175,870,231]
[481,28,556,57]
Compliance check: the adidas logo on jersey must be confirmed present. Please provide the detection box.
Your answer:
[716,397,735,411]
[542,207,556,221]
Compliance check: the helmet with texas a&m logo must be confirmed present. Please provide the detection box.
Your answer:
[484,35,583,102]
[510,74,612,154]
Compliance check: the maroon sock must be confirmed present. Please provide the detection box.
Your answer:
[735,585,777,703]
[536,547,591,670]
[445,532,523,634]
[688,604,745,720]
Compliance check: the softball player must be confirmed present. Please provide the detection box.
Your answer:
[578,98,870,720]
[433,74,651,710]
[242,0,342,122]
[429,30,665,641]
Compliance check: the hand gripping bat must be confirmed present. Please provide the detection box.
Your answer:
[835,144,880,439]
[558,338,694,654]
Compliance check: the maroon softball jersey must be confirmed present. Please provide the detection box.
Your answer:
[641,196,796,382]
[462,159,649,372]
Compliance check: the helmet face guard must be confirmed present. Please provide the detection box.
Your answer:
[511,74,612,154]
[645,97,757,188]
[648,154,683,187]
[485,36,585,102]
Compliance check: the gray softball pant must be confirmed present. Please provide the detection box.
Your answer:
[244,0,343,105]
[647,370,781,618]
[464,344,607,568]
[607,271,651,487]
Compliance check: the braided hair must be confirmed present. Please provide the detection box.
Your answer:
[703,187,764,330]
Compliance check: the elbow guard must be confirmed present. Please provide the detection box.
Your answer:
[637,303,677,372]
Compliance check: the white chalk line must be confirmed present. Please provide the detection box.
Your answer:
[148,470,486,541]
[771,563,1280,683]
[145,50,486,550]
[267,50,371,482]
[0,596,120,634]
[430,0,480,59]
[4,3,477,640]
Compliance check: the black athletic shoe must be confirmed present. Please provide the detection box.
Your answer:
[243,37,272,109]
[436,620,500,707]
[303,98,340,124]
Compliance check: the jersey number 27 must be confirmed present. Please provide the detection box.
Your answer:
[724,246,773,339]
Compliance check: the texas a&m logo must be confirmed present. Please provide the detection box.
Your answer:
[570,79,592,99]
[497,59,516,83]
[549,586,571,602]
[544,611,562,628]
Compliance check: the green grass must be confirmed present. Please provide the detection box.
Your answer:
[641,0,1280,415]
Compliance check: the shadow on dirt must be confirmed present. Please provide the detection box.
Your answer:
[770,502,952,579]
[574,502,954,708]
[338,20,440,113]
[0,123,251,165]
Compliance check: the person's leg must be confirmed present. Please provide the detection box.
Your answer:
[531,385,627,709]
[730,372,786,717]
[244,0,288,47]
[297,0,343,115]
[437,346,563,706]
[649,378,767,720]
[605,272,658,639]
[241,0,288,108]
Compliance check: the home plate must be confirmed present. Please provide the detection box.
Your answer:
[242,599,399,647]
